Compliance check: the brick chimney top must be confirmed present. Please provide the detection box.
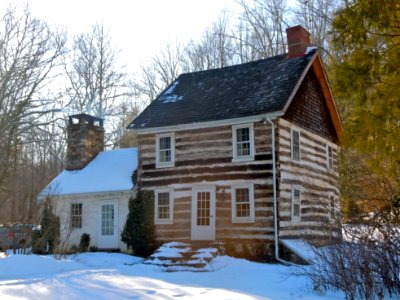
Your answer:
[286,25,311,59]
[68,113,104,126]
[66,114,104,171]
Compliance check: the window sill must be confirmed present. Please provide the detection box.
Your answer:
[156,162,174,169]
[231,156,254,163]
[232,217,255,224]
[154,219,173,225]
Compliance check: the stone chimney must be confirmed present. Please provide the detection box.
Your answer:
[286,25,311,59]
[66,114,104,171]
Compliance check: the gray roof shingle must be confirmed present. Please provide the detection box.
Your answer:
[129,50,317,130]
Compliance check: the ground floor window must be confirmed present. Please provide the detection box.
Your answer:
[154,188,173,224]
[291,188,301,222]
[231,184,255,223]
[71,203,82,228]
[330,196,336,220]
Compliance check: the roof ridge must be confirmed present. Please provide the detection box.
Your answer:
[177,52,289,78]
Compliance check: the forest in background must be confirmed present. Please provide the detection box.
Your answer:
[0,0,398,233]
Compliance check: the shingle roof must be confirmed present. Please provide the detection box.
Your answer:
[128,50,317,130]
[38,148,137,199]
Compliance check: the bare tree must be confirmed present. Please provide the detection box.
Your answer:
[234,0,289,60]
[0,6,66,224]
[294,0,338,55]
[64,24,133,147]
[135,42,182,103]
[182,12,236,72]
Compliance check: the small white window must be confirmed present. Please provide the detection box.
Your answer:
[154,188,173,224]
[232,184,255,223]
[330,196,335,220]
[326,144,333,169]
[291,128,300,161]
[71,203,82,229]
[291,188,301,222]
[156,133,175,168]
[232,124,255,162]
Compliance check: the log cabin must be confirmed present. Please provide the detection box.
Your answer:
[128,25,342,259]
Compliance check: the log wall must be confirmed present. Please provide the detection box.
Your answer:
[277,118,340,243]
[137,123,275,243]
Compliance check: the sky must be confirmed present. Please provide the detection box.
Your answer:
[0,0,241,72]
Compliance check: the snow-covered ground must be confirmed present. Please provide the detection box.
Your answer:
[0,252,344,300]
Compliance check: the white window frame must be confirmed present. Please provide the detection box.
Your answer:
[326,144,334,170]
[231,184,255,223]
[291,187,301,222]
[232,123,255,162]
[291,128,301,161]
[154,188,174,224]
[71,203,83,229]
[156,133,175,168]
[329,195,336,221]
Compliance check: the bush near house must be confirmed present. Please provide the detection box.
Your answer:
[79,233,91,252]
[32,202,60,254]
[121,190,157,257]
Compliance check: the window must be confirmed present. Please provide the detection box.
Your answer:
[291,188,301,221]
[291,128,300,161]
[71,203,82,229]
[327,144,334,169]
[156,133,175,168]
[232,184,255,223]
[232,124,254,162]
[154,189,173,224]
[330,196,336,220]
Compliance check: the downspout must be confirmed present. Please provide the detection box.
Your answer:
[266,117,296,266]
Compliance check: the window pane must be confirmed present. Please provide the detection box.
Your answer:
[159,136,172,163]
[160,149,171,162]
[159,137,170,150]
[71,203,82,228]
[292,131,300,161]
[157,192,170,220]
[330,196,335,219]
[327,146,333,169]
[197,192,210,226]
[235,188,250,217]
[236,127,251,157]
[237,128,249,142]
[293,203,300,217]
[101,204,114,236]
[292,189,300,219]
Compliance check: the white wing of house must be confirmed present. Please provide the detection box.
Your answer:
[39,148,138,199]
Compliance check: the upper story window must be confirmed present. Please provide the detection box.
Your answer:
[231,184,255,223]
[291,188,301,222]
[291,128,301,161]
[71,203,82,229]
[326,144,334,169]
[232,124,254,162]
[156,133,175,168]
[154,188,173,224]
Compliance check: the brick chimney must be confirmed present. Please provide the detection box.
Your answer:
[286,25,311,59]
[66,114,104,171]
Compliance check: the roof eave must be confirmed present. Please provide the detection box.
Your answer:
[282,51,343,142]
[130,111,285,134]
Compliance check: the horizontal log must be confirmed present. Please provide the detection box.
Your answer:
[142,164,273,179]
[140,172,273,188]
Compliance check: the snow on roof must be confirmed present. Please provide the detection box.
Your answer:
[39,148,137,199]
